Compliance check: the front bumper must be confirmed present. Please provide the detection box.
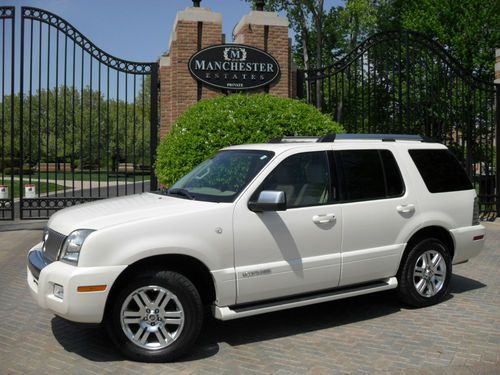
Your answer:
[27,242,127,323]
[450,225,485,264]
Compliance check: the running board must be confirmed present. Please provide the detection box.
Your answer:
[213,277,398,321]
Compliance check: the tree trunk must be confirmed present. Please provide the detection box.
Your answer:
[315,0,324,109]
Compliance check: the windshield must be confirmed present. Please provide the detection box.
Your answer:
[167,150,274,202]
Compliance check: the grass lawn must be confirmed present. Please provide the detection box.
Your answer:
[1,180,66,198]
[16,171,151,182]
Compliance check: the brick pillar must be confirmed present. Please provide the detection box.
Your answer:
[159,7,222,139]
[233,10,289,97]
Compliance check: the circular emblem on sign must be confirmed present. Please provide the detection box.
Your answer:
[188,44,281,91]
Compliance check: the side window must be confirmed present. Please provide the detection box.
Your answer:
[334,149,404,202]
[409,149,472,193]
[254,151,332,208]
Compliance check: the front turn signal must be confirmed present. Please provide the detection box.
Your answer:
[77,285,107,292]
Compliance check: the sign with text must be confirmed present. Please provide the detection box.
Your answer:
[188,44,280,91]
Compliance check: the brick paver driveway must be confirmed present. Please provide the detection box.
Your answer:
[0,224,499,375]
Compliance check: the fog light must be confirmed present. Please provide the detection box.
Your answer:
[53,284,64,299]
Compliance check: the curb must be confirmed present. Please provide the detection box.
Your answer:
[0,220,47,232]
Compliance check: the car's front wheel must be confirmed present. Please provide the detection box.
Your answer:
[397,238,452,307]
[106,270,203,362]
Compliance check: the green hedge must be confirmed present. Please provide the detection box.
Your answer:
[155,93,344,186]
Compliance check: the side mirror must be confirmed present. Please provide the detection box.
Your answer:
[248,190,287,212]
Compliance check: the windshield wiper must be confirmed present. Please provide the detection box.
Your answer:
[167,188,195,200]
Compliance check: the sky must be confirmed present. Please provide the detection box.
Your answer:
[0,0,343,63]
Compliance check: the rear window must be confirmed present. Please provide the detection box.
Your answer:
[409,149,472,193]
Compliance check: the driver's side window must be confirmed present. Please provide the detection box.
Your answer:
[254,151,333,208]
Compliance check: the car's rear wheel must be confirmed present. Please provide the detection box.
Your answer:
[397,238,452,307]
[106,270,203,362]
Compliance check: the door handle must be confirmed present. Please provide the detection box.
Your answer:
[312,213,336,224]
[396,204,415,214]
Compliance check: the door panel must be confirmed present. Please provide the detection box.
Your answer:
[233,206,342,304]
[233,150,342,304]
[339,199,410,286]
[334,148,422,286]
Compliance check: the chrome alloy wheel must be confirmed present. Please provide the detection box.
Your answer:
[413,250,447,297]
[120,286,185,350]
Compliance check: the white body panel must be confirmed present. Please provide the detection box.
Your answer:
[48,193,238,306]
[27,242,126,323]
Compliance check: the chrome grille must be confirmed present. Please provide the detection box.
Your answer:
[42,229,66,262]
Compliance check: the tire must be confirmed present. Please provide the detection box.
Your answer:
[106,270,203,362]
[397,238,452,307]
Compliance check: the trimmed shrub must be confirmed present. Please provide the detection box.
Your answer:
[155,93,344,186]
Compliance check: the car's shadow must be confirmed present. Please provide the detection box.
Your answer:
[51,273,486,363]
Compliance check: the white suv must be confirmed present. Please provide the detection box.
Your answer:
[27,134,485,362]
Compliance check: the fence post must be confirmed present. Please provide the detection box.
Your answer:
[495,48,500,217]
[296,70,304,99]
[150,63,159,191]
[496,84,500,217]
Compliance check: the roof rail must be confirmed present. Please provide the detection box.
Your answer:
[333,134,428,142]
[268,136,320,143]
[269,133,437,143]
[335,133,437,143]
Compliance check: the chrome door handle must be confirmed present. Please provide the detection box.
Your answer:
[396,204,415,214]
[312,213,336,224]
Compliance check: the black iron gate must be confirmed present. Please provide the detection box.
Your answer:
[0,6,159,220]
[0,7,15,220]
[298,30,499,218]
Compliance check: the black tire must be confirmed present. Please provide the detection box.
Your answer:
[106,270,203,362]
[397,238,452,307]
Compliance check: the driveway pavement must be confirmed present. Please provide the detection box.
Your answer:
[0,224,499,374]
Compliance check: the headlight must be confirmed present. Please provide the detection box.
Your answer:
[59,229,95,265]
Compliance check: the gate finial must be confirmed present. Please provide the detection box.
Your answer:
[193,0,201,7]
[255,0,265,11]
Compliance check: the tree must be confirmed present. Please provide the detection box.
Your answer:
[339,0,378,51]
[0,82,153,172]
[244,0,326,107]
[155,93,344,186]
[401,0,500,80]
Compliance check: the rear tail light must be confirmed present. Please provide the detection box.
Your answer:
[472,196,480,225]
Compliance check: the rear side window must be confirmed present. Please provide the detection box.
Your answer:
[334,150,404,202]
[409,149,472,193]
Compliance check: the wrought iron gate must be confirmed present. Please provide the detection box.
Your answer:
[298,30,500,218]
[0,7,15,220]
[0,6,159,220]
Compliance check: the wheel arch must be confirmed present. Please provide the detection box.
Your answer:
[398,226,455,273]
[104,254,216,318]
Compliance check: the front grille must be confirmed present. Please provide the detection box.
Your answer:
[42,229,66,262]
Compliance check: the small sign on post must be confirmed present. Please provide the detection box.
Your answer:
[25,184,36,199]
[0,185,8,199]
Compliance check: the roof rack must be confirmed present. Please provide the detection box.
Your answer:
[268,133,436,143]
[268,136,320,143]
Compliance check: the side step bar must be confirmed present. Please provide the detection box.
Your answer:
[213,277,398,321]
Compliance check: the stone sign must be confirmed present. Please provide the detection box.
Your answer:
[188,44,280,91]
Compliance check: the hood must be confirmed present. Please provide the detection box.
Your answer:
[47,193,214,234]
